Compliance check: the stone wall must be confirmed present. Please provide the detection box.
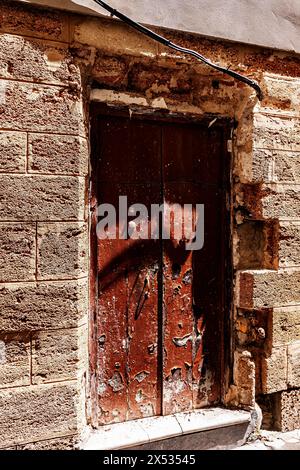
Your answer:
[0,0,88,449]
[0,0,299,448]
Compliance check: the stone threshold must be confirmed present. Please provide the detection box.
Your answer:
[82,407,251,450]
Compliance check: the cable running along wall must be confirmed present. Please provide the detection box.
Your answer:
[93,0,263,99]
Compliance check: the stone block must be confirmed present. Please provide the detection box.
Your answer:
[262,75,300,114]
[252,149,300,184]
[274,151,300,183]
[287,341,300,388]
[0,279,88,332]
[252,148,274,183]
[261,347,287,393]
[0,333,30,389]
[37,222,88,280]
[32,326,87,384]
[254,114,300,152]
[38,221,88,279]
[0,175,86,221]
[279,222,300,267]
[0,35,79,85]
[0,383,79,447]
[262,184,300,219]
[72,17,157,58]
[0,1,69,42]
[0,131,26,173]
[272,306,300,346]
[274,389,300,432]
[128,63,192,96]
[28,134,88,176]
[92,54,128,88]
[0,223,36,282]
[0,80,84,134]
[238,270,300,309]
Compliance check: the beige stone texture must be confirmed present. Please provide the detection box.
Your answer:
[0,383,79,447]
[17,435,77,450]
[28,134,89,176]
[0,0,69,42]
[262,184,300,219]
[32,326,87,384]
[252,148,274,183]
[37,222,88,280]
[0,131,26,173]
[262,75,300,114]
[252,149,300,184]
[272,306,300,346]
[279,222,300,267]
[0,334,30,389]
[72,17,157,58]
[274,151,300,182]
[0,175,86,221]
[238,270,300,309]
[0,34,80,85]
[254,114,300,152]
[0,80,84,134]
[0,223,36,282]
[274,389,300,432]
[0,279,88,331]
[287,341,300,388]
[261,347,288,393]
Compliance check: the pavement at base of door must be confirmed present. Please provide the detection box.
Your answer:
[235,429,300,450]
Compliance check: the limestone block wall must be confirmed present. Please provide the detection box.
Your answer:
[235,79,300,430]
[0,0,299,449]
[0,0,89,449]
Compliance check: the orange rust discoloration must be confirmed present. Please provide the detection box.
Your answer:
[264,219,279,270]
[239,183,265,219]
[239,273,254,309]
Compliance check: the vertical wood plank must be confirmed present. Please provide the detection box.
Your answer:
[96,117,162,424]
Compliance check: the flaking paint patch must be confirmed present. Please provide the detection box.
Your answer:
[140,403,154,417]
[172,333,192,347]
[164,368,187,405]
[108,372,124,392]
[134,371,149,383]
[135,390,143,403]
[98,382,107,396]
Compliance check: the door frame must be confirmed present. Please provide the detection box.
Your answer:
[89,101,234,426]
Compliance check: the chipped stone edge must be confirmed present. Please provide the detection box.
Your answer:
[81,407,251,450]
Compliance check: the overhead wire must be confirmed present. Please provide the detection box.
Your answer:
[93,0,262,99]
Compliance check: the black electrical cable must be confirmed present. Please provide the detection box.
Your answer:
[93,0,262,100]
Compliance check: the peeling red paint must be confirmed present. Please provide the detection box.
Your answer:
[91,105,231,424]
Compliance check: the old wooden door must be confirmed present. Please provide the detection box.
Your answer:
[90,105,231,426]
